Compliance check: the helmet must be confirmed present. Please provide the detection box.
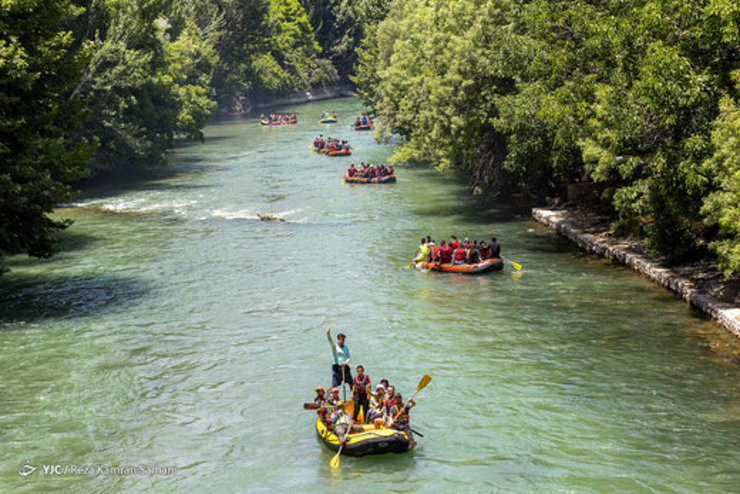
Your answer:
[315,386,324,392]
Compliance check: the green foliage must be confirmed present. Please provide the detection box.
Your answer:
[302,0,389,81]
[1,0,338,273]
[701,71,740,276]
[253,0,337,95]
[357,0,740,271]
[0,0,97,270]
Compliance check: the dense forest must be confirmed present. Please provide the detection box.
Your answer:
[1,0,740,276]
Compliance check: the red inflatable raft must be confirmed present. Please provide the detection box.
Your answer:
[414,257,504,274]
[328,149,352,157]
[344,173,396,184]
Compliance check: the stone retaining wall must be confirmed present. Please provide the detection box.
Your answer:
[532,208,740,339]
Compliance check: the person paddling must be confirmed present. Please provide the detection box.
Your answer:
[330,401,363,446]
[327,328,353,392]
[414,238,429,263]
[389,394,416,449]
[314,386,326,408]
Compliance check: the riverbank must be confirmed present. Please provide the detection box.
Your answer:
[212,84,355,117]
[533,207,740,340]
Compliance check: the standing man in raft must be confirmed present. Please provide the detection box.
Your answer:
[327,328,353,392]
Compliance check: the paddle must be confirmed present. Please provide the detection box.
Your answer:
[502,257,522,271]
[389,374,432,426]
[330,441,345,469]
[410,427,424,438]
[342,366,347,402]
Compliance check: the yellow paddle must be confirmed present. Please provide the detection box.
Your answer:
[503,257,522,271]
[389,374,432,426]
[329,442,344,469]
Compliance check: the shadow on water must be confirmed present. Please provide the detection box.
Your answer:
[56,231,100,253]
[173,134,235,148]
[73,154,222,199]
[0,273,149,324]
[413,196,523,225]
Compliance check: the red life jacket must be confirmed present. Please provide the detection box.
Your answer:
[454,248,466,260]
[395,404,409,424]
[440,245,452,263]
[354,375,370,394]
[451,241,460,250]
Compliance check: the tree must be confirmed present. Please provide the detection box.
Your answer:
[701,71,740,275]
[0,0,96,273]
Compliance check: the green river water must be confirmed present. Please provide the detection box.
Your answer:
[1,98,739,493]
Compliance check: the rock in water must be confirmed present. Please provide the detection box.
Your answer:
[257,213,285,222]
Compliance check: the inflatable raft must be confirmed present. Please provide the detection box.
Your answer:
[261,118,296,126]
[319,118,337,124]
[414,257,504,274]
[353,123,373,131]
[344,173,396,184]
[328,149,351,157]
[315,418,412,456]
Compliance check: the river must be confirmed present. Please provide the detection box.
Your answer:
[1,97,738,492]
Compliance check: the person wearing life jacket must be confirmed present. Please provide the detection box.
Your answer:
[351,365,371,423]
[366,384,386,423]
[452,243,467,265]
[326,387,340,407]
[382,385,396,419]
[389,394,416,449]
[468,241,480,264]
[347,164,356,177]
[450,235,460,251]
[354,117,361,127]
[330,401,364,445]
[428,239,438,262]
[478,240,490,260]
[438,240,452,264]
[361,115,368,125]
[331,111,337,119]
[414,238,429,263]
[313,386,326,408]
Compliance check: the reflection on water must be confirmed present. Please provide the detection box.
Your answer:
[0,98,737,492]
